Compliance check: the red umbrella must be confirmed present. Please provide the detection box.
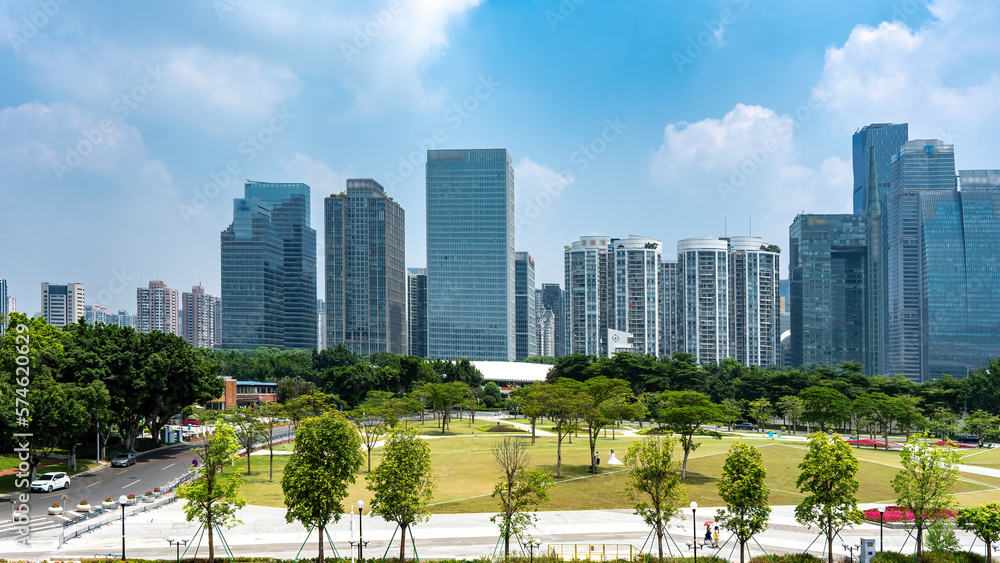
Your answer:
[704,521,715,526]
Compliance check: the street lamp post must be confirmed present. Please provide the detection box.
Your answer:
[118,495,129,561]
[843,543,860,563]
[526,539,541,563]
[167,537,188,562]
[691,501,698,563]
[357,500,366,562]
[876,505,886,552]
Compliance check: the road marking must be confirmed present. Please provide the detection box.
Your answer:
[86,482,98,488]
[121,479,140,489]
[115,470,127,476]
[161,463,175,471]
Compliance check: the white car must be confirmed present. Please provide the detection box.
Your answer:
[29,472,71,493]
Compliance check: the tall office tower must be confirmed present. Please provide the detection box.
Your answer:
[426,149,515,361]
[609,235,661,356]
[539,284,565,358]
[564,235,612,355]
[211,295,222,347]
[658,260,681,357]
[108,309,136,329]
[514,251,537,360]
[243,181,317,350]
[85,304,110,325]
[886,140,956,381]
[853,123,909,214]
[40,282,85,328]
[326,179,406,355]
[676,237,729,364]
[788,214,868,368]
[727,236,780,366]
[222,183,316,350]
[916,170,1000,380]
[316,299,326,350]
[407,268,428,357]
[863,149,887,375]
[136,280,180,335]
[537,307,556,357]
[182,285,216,348]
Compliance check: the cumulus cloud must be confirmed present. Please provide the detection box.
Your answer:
[816,0,1000,164]
[514,156,575,231]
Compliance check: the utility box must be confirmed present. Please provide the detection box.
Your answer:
[860,538,877,563]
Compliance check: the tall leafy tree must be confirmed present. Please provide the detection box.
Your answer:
[230,410,266,475]
[799,386,851,433]
[892,433,962,562]
[282,411,364,563]
[964,358,1000,414]
[854,392,898,449]
[747,398,772,432]
[367,425,437,562]
[578,376,630,473]
[956,503,1000,563]
[415,381,471,432]
[777,395,805,434]
[654,391,728,478]
[717,443,771,563]
[176,424,246,563]
[491,436,553,558]
[964,410,1000,447]
[258,402,285,482]
[530,380,587,477]
[624,436,687,560]
[352,391,396,471]
[794,432,862,563]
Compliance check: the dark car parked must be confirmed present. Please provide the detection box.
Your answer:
[733,422,756,431]
[111,452,137,467]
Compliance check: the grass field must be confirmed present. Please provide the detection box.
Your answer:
[232,433,1000,515]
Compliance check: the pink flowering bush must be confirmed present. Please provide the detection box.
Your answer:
[931,440,976,448]
[862,506,958,523]
[846,438,903,448]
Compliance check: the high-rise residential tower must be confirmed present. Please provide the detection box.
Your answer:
[658,260,681,356]
[727,236,780,367]
[407,268,428,357]
[40,282,85,328]
[182,285,217,348]
[564,235,612,355]
[426,149,515,361]
[788,214,868,368]
[221,182,316,350]
[137,280,180,335]
[514,251,537,360]
[316,299,326,350]
[677,237,729,364]
[610,235,662,356]
[886,140,956,381]
[325,179,406,355]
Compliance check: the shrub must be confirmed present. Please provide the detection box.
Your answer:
[104,497,113,502]
[51,503,60,508]
[751,555,823,563]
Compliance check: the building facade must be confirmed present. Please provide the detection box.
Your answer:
[610,235,661,356]
[85,304,110,325]
[407,268,428,357]
[564,235,611,355]
[539,283,565,358]
[0,279,8,334]
[426,149,515,361]
[853,123,909,215]
[727,236,780,367]
[325,178,407,356]
[658,260,681,356]
[40,282,85,328]
[182,285,217,348]
[137,280,180,335]
[316,299,326,350]
[514,251,537,360]
[221,182,316,350]
[788,214,868,368]
[677,237,730,364]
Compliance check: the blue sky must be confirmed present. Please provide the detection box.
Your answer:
[1,0,998,314]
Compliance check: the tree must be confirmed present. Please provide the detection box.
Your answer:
[747,398,772,433]
[624,436,687,560]
[230,410,266,475]
[892,433,962,562]
[367,425,437,562]
[777,395,805,434]
[483,381,503,408]
[964,358,1000,414]
[530,380,587,477]
[176,424,246,563]
[491,437,553,558]
[854,393,897,449]
[415,381,471,432]
[794,432,862,563]
[654,391,728,478]
[352,391,396,472]
[717,443,771,563]
[516,384,546,445]
[257,402,285,482]
[964,410,1000,447]
[282,411,364,563]
[799,386,851,433]
[956,502,1000,563]
[578,377,630,473]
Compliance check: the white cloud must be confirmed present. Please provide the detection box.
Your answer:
[276,153,355,243]
[514,156,575,231]
[816,0,1000,165]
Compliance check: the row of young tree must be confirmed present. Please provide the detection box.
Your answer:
[0,313,222,475]
[628,431,1000,563]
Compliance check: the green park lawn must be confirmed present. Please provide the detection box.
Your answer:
[0,456,102,494]
[230,432,1000,516]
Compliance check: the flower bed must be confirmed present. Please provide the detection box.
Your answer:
[931,440,976,448]
[862,506,958,523]
[846,438,903,448]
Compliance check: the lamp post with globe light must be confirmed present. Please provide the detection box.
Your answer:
[876,505,886,552]
[357,500,368,561]
[167,537,188,562]
[691,501,698,563]
[118,495,129,560]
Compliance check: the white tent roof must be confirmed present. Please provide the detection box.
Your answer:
[472,361,551,384]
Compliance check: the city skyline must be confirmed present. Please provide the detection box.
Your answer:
[2,1,997,312]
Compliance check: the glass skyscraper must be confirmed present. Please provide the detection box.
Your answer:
[426,149,515,361]
[539,283,565,358]
[514,251,537,360]
[325,179,406,356]
[886,140,956,381]
[853,123,908,215]
[407,268,428,358]
[788,214,868,368]
[221,182,316,350]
